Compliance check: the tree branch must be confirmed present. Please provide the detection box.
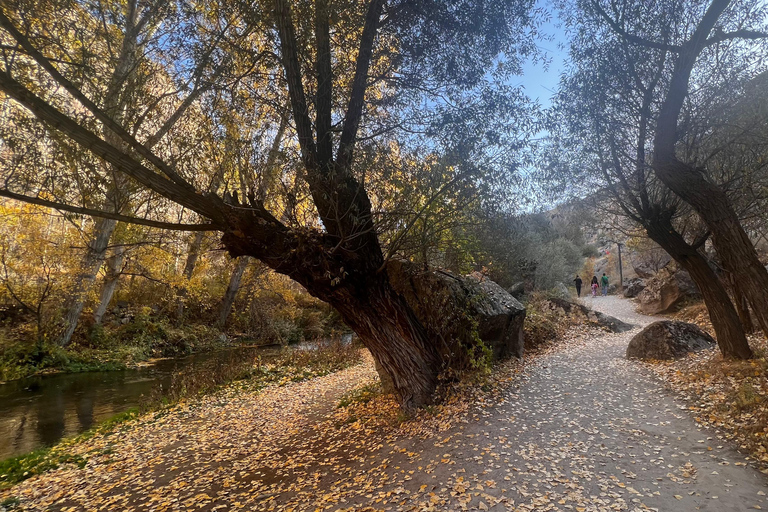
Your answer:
[273,0,317,170]
[336,0,385,172]
[590,0,681,52]
[705,28,768,47]
[0,189,218,231]
[0,71,226,223]
[0,8,195,191]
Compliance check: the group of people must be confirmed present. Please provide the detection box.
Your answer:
[573,273,609,298]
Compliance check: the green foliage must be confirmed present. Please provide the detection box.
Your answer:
[0,448,86,488]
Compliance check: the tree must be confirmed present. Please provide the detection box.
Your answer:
[586,0,768,338]
[548,0,754,357]
[0,0,538,409]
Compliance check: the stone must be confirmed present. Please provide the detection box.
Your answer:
[507,281,525,299]
[552,282,571,300]
[636,267,699,314]
[626,320,716,360]
[632,255,672,279]
[546,298,634,333]
[623,278,646,298]
[387,260,526,374]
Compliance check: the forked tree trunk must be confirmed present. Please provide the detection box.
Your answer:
[216,256,250,329]
[653,163,768,340]
[646,222,752,359]
[93,245,126,325]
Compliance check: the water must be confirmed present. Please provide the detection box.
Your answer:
[0,346,268,460]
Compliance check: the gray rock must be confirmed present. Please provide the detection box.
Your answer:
[546,298,634,333]
[626,320,716,360]
[387,260,526,376]
[637,267,699,314]
[552,282,571,300]
[623,278,646,298]
[507,281,525,299]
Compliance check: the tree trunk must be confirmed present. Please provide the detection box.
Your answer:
[93,245,126,325]
[216,256,250,329]
[176,231,205,322]
[646,222,752,359]
[330,280,441,411]
[57,218,117,345]
[724,271,754,334]
[653,161,768,340]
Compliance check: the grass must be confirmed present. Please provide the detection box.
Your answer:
[0,448,86,489]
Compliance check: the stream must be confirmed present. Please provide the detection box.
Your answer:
[0,337,351,461]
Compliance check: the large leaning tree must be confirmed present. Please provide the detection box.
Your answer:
[0,0,538,409]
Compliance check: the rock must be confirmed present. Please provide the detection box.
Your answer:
[636,267,699,314]
[623,278,646,298]
[626,320,716,360]
[387,260,526,379]
[546,298,634,333]
[507,281,525,299]
[632,255,672,278]
[552,282,571,300]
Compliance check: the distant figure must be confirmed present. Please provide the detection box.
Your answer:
[591,276,599,297]
[601,273,609,296]
[573,275,583,297]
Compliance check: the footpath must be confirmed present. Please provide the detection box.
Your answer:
[2,296,767,511]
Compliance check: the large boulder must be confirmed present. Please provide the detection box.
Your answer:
[623,278,646,298]
[636,267,699,314]
[546,298,634,333]
[387,260,526,372]
[626,320,716,360]
[632,254,672,279]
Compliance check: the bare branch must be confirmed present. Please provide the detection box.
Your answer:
[0,189,218,231]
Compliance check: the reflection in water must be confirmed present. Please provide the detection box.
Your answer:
[0,346,267,460]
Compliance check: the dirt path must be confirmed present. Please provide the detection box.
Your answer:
[4,296,768,511]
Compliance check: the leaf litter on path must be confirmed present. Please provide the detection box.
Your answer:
[3,296,768,511]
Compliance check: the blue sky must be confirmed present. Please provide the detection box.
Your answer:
[515,0,570,109]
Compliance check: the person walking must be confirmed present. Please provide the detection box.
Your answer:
[573,275,583,297]
[601,273,609,296]
[591,276,599,297]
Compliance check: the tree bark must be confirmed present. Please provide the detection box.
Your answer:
[646,221,752,359]
[93,245,126,325]
[57,218,117,345]
[331,279,441,411]
[176,231,205,322]
[724,271,754,334]
[216,256,250,329]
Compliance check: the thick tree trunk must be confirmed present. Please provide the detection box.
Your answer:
[646,222,752,359]
[216,256,250,329]
[93,245,126,325]
[331,280,441,411]
[653,161,768,339]
[57,218,117,346]
[724,271,754,334]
